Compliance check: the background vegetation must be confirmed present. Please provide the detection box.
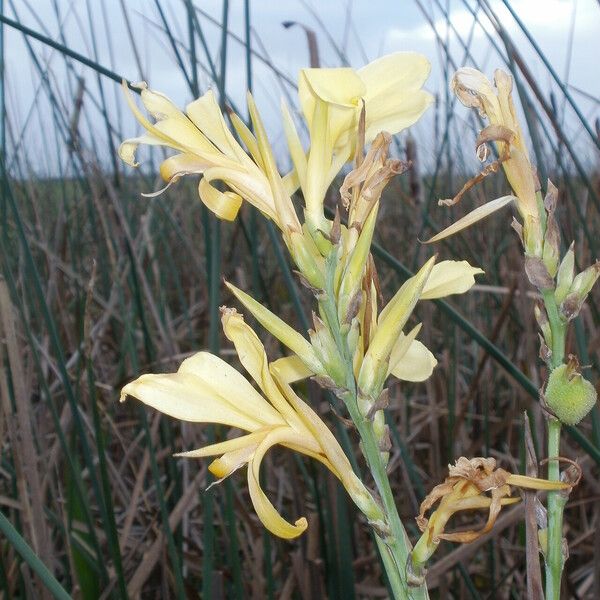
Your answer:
[1,1,599,598]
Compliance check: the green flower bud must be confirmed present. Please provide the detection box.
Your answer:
[560,261,600,321]
[289,229,326,290]
[545,362,597,425]
[309,313,345,385]
[554,243,575,305]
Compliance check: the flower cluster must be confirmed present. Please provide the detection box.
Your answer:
[119,53,482,544]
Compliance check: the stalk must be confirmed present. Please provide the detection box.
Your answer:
[319,253,428,600]
[542,288,567,600]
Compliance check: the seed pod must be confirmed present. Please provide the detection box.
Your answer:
[545,361,597,425]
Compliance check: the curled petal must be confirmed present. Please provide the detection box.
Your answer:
[201,165,275,221]
[208,444,258,480]
[119,134,167,167]
[198,177,243,221]
[451,68,501,121]
[247,427,309,539]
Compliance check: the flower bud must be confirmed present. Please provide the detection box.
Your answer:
[534,303,552,346]
[545,362,597,425]
[289,229,326,290]
[554,243,575,305]
[523,215,544,257]
[560,261,600,321]
[309,314,346,385]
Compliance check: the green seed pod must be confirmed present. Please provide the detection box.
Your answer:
[545,363,597,425]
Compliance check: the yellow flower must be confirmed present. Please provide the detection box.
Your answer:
[287,52,433,230]
[119,82,300,236]
[356,258,483,398]
[120,307,377,539]
[241,256,482,397]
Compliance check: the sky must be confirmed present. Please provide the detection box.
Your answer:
[4,0,599,177]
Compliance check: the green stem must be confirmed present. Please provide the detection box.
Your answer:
[541,288,567,600]
[546,418,565,600]
[319,255,427,600]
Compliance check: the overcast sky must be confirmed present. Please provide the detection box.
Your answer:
[5,0,599,176]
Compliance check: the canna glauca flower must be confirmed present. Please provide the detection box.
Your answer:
[222,129,482,401]
[427,68,542,250]
[227,253,482,403]
[411,457,571,568]
[120,307,382,539]
[119,83,301,240]
[285,52,433,231]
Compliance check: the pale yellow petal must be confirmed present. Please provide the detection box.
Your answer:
[303,98,332,223]
[209,444,257,479]
[225,284,322,374]
[247,93,301,232]
[270,355,315,384]
[377,256,436,328]
[178,352,284,426]
[281,100,307,187]
[247,427,309,539]
[420,260,484,300]
[221,308,311,434]
[118,134,166,167]
[229,112,264,169]
[153,118,219,158]
[358,52,434,142]
[139,84,185,120]
[275,376,351,480]
[198,177,243,221]
[201,165,276,221]
[299,68,363,151]
[359,256,436,394]
[186,90,252,166]
[123,81,215,158]
[299,67,365,115]
[121,371,262,431]
[390,338,437,382]
[159,153,210,181]
[387,323,422,374]
[175,429,269,459]
[282,169,300,198]
[425,195,516,244]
